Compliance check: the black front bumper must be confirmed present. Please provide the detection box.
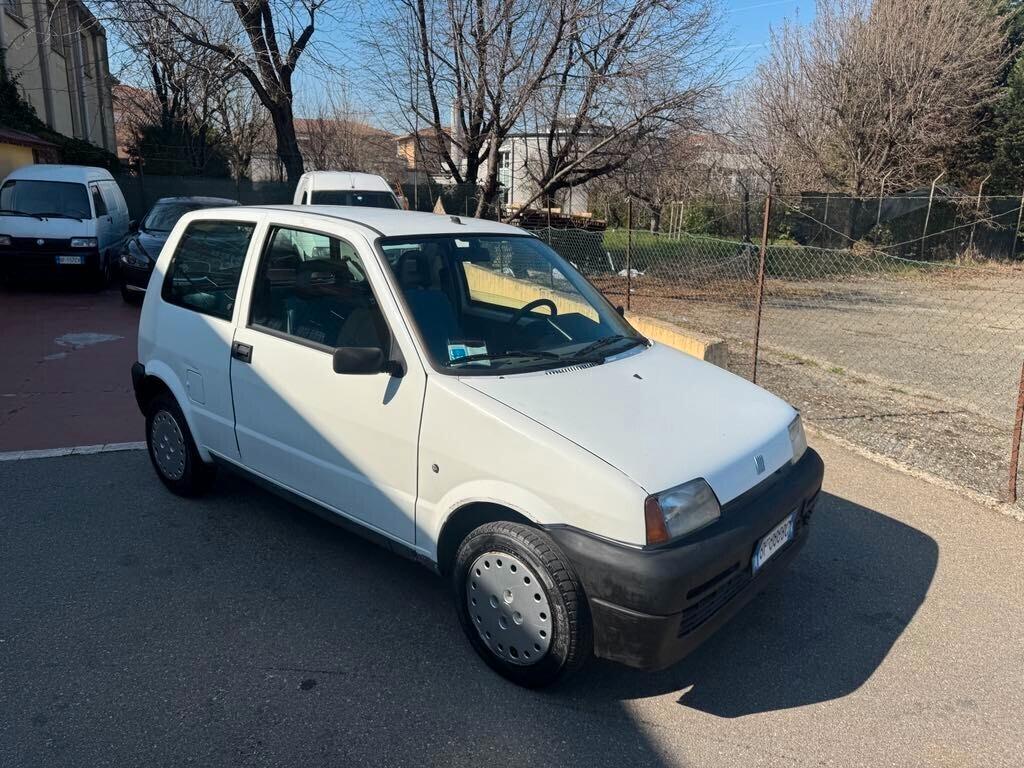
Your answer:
[547,448,824,670]
[0,248,102,278]
[120,259,153,292]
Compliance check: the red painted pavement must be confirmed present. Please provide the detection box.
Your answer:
[0,285,144,451]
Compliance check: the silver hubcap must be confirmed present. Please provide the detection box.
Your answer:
[151,410,186,480]
[466,551,552,666]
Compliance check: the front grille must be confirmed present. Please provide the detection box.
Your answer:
[677,567,752,637]
[7,236,73,253]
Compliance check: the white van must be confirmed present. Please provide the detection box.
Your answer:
[293,171,402,209]
[0,164,131,286]
[131,205,823,687]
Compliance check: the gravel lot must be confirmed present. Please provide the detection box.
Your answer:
[608,264,1024,503]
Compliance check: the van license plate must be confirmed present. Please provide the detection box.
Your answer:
[56,255,83,265]
[753,512,795,574]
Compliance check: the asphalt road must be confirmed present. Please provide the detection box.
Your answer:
[1,438,1021,767]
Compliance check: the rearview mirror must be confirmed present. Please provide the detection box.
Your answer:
[333,346,404,377]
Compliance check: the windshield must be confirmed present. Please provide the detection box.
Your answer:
[379,234,644,374]
[310,190,399,209]
[0,180,91,219]
[143,200,236,232]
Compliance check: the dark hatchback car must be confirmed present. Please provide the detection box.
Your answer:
[119,196,239,302]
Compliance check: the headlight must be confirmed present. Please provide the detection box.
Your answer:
[121,239,150,267]
[788,414,807,461]
[644,478,721,545]
[0,235,10,246]
[70,237,98,248]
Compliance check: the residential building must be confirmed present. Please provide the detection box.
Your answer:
[0,0,117,158]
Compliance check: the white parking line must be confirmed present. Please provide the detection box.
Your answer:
[0,442,146,462]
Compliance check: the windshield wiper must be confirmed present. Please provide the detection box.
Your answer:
[35,211,84,221]
[0,208,42,220]
[567,334,644,360]
[450,349,562,367]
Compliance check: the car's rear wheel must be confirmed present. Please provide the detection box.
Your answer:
[145,393,215,496]
[453,521,591,687]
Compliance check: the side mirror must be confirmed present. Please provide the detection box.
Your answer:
[129,219,138,232]
[615,305,625,316]
[333,346,404,377]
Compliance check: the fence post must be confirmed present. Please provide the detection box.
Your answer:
[1010,360,1024,504]
[1012,186,1024,261]
[968,174,991,254]
[625,197,633,311]
[921,170,945,259]
[751,193,773,384]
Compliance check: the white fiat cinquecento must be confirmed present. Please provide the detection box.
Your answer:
[132,206,824,687]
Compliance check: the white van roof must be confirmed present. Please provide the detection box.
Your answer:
[3,164,115,184]
[300,171,394,193]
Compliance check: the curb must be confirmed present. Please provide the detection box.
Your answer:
[0,441,146,462]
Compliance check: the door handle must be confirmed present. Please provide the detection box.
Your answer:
[231,341,253,363]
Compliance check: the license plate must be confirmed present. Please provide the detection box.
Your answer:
[56,255,83,265]
[753,512,795,574]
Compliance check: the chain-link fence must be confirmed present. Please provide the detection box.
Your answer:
[532,216,1024,505]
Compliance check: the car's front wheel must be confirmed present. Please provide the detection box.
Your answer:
[145,393,215,496]
[453,521,591,687]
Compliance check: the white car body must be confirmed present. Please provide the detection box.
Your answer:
[133,205,823,676]
[293,171,401,209]
[0,164,130,280]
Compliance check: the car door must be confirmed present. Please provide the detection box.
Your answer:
[229,221,425,545]
[88,182,111,252]
[150,215,261,461]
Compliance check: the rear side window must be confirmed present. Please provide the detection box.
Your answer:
[161,220,256,321]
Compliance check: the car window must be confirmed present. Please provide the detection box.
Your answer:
[309,190,399,209]
[249,226,387,350]
[161,220,256,321]
[90,185,107,216]
[0,179,91,219]
[379,234,639,373]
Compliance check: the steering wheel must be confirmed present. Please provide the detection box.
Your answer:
[508,298,558,325]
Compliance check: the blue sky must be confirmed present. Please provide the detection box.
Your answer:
[721,0,812,75]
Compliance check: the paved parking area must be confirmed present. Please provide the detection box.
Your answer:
[1,439,1021,767]
[0,285,142,452]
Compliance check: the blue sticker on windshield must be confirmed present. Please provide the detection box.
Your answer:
[448,340,487,363]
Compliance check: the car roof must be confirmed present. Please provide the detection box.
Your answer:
[3,164,114,184]
[152,196,240,206]
[300,171,394,193]
[248,205,529,239]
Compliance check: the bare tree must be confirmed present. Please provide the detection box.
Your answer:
[101,0,339,183]
[371,0,591,216]
[213,83,269,179]
[512,0,724,215]
[300,92,403,181]
[742,0,1009,201]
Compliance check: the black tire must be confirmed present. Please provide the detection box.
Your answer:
[90,252,112,291]
[453,521,591,687]
[145,393,216,496]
